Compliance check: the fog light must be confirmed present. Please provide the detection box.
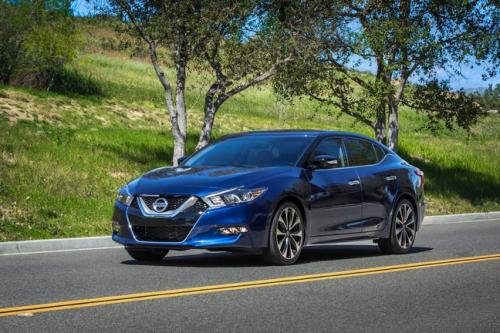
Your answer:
[218,226,248,235]
[112,220,121,232]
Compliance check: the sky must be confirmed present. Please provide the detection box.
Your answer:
[71,0,498,91]
[353,58,499,92]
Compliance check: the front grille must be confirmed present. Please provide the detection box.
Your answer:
[132,225,191,242]
[127,195,208,243]
[140,195,190,211]
[193,199,209,210]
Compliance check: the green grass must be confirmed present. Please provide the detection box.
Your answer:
[1,53,499,241]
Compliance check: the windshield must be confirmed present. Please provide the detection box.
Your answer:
[184,135,314,168]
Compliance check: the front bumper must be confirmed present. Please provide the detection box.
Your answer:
[111,198,271,251]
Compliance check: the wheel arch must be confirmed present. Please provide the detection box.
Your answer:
[267,193,308,242]
[276,195,307,223]
[394,192,420,230]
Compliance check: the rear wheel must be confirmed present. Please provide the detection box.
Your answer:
[125,247,169,262]
[263,202,305,265]
[378,199,417,254]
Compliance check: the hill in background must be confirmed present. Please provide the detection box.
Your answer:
[0,20,499,240]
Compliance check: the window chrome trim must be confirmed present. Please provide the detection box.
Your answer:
[306,135,393,171]
[137,195,198,217]
[312,154,390,171]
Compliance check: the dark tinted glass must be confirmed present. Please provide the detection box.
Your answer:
[373,144,386,161]
[185,136,314,167]
[311,137,347,167]
[345,139,378,166]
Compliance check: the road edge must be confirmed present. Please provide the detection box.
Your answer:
[423,211,500,225]
[0,236,118,255]
[1,211,499,255]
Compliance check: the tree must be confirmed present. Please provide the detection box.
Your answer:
[108,0,291,163]
[0,0,80,89]
[274,0,498,150]
[0,1,30,84]
[479,84,500,110]
[195,5,291,149]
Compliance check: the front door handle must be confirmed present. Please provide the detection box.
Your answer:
[385,175,397,181]
[348,180,360,186]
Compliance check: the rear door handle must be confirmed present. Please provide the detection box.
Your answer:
[385,175,397,181]
[348,180,360,186]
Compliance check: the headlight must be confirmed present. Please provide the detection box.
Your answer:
[203,187,267,208]
[116,187,134,206]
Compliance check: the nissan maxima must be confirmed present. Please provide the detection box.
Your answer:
[112,130,425,265]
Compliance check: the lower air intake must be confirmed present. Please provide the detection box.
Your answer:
[132,225,192,242]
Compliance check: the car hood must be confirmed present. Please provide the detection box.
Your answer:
[128,165,291,196]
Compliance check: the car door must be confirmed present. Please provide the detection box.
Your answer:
[344,138,397,232]
[307,137,364,237]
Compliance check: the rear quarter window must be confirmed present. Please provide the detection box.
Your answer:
[344,138,378,166]
[373,144,386,161]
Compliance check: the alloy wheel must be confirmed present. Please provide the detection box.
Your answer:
[395,203,416,249]
[275,207,304,259]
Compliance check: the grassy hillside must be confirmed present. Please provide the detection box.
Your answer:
[1,50,499,241]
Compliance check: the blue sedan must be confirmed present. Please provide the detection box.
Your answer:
[112,130,425,265]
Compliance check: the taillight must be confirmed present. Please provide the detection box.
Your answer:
[415,169,425,187]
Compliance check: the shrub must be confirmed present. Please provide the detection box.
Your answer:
[0,0,82,91]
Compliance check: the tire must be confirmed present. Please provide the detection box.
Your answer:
[378,199,417,254]
[263,202,305,265]
[125,247,169,262]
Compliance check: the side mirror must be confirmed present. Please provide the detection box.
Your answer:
[310,155,340,169]
[177,156,188,165]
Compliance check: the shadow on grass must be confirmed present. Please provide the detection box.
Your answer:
[51,68,104,97]
[97,141,172,166]
[94,132,200,167]
[121,245,433,268]
[398,148,500,206]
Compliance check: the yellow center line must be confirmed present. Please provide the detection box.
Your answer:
[1,253,499,317]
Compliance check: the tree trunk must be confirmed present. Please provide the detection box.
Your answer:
[147,41,186,166]
[374,105,387,144]
[387,74,408,152]
[121,8,188,166]
[196,56,289,151]
[196,102,216,150]
[388,101,399,151]
[172,60,187,165]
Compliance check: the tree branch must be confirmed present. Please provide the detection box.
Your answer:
[217,56,292,105]
[308,93,373,128]
[322,53,373,92]
[115,0,181,136]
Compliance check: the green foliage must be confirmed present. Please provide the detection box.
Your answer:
[0,1,31,83]
[0,0,82,90]
[473,84,500,111]
[272,0,499,148]
[405,81,485,131]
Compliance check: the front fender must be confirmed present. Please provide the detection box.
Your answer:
[253,171,310,247]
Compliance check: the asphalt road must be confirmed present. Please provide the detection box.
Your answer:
[0,219,499,332]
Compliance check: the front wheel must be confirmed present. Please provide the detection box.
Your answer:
[378,199,417,254]
[125,247,169,262]
[263,202,305,265]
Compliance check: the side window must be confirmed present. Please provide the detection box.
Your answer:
[344,139,378,166]
[373,144,386,161]
[311,137,347,167]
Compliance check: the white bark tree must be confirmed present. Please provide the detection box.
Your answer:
[109,0,293,162]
